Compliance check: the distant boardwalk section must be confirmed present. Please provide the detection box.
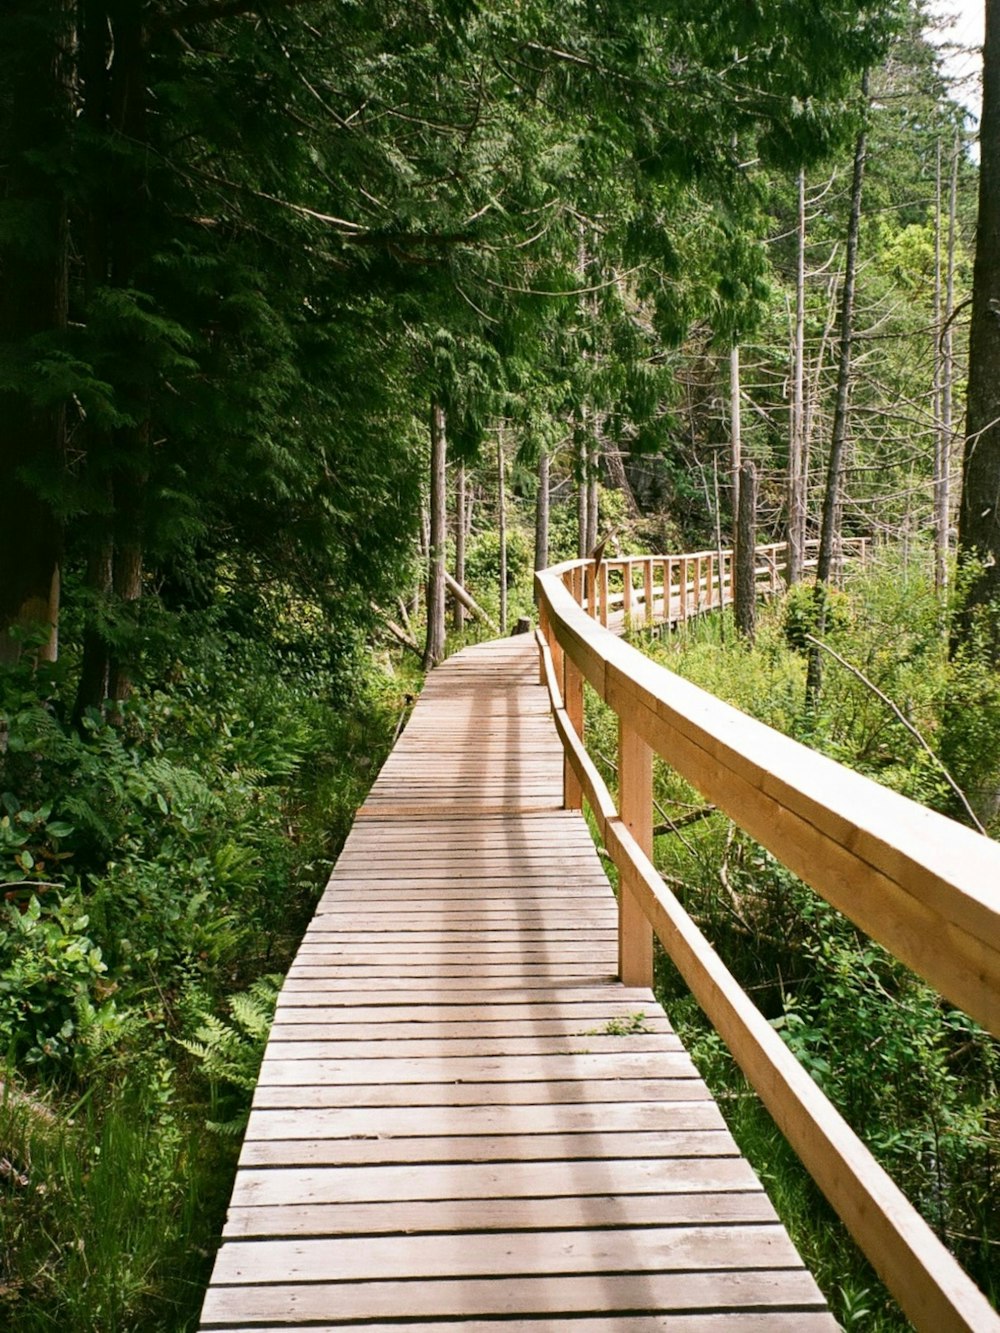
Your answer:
[199,636,835,1329]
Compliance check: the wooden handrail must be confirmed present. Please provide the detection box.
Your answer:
[534,548,1000,1333]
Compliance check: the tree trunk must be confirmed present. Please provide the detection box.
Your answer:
[586,442,599,554]
[939,132,958,593]
[602,439,639,517]
[806,73,868,708]
[497,433,508,636]
[453,461,466,630]
[730,344,742,547]
[734,461,757,642]
[788,168,807,586]
[577,423,589,558]
[72,536,114,725]
[423,401,448,669]
[957,1,1000,663]
[933,138,948,599]
[0,1,71,665]
[534,449,550,573]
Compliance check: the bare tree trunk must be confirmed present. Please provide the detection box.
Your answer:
[937,133,959,599]
[586,442,599,554]
[730,343,742,550]
[576,423,589,558]
[498,432,508,635]
[0,1,71,665]
[933,138,948,598]
[453,461,466,630]
[534,449,550,573]
[602,439,639,517]
[423,401,447,669]
[734,460,757,642]
[788,168,807,586]
[807,72,868,707]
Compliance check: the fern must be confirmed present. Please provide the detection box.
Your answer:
[179,974,281,1135]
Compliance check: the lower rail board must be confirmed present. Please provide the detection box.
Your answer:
[199,637,835,1330]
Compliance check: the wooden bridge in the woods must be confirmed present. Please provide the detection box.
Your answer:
[199,545,1000,1333]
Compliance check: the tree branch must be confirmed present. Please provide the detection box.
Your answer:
[803,633,986,835]
[154,0,320,34]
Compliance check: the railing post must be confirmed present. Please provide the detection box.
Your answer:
[563,654,584,809]
[680,557,689,622]
[537,600,550,685]
[585,563,597,617]
[598,562,609,627]
[618,718,654,986]
[644,559,654,626]
[622,560,633,622]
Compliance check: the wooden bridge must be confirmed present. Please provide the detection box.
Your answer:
[200,547,1000,1332]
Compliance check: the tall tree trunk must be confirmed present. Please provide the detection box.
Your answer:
[586,441,599,555]
[453,461,466,630]
[423,401,448,669]
[0,1,71,665]
[940,132,958,593]
[734,461,757,642]
[957,1,1000,663]
[72,528,114,725]
[534,449,550,573]
[730,343,742,549]
[497,433,508,635]
[602,439,639,517]
[577,422,589,558]
[933,138,948,598]
[806,73,868,707]
[788,168,807,586]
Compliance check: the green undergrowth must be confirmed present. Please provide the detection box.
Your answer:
[0,603,414,1330]
[584,549,999,1328]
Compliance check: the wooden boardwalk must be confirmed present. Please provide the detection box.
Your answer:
[200,636,836,1330]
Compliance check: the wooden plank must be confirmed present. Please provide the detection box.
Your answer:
[243,1100,726,1140]
[267,1016,673,1038]
[256,1051,701,1085]
[239,1129,738,1166]
[230,1157,764,1207]
[210,1224,800,1284]
[250,1078,724,1109]
[223,1191,780,1239]
[200,1270,829,1325]
[263,1034,683,1059]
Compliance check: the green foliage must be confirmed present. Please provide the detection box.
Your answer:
[0,894,125,1072]
[0,589,405,1327]
[782,580,850,652]
[180,974,281,1135]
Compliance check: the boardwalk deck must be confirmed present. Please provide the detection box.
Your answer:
[199,636,836,1330]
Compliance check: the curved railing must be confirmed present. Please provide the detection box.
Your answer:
[567,536,868,628]
[534,549,1000,1333]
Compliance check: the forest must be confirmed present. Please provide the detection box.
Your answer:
[0,0,998,1328]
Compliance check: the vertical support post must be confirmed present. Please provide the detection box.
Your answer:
[680,558,689,622]
[707,554,715,610]
[623,561,633,622]
[538,599,550,686]
[563,655,584,809]
[644,559,654,625]
[585,563,597,617]
[598,562,609,627]
[618,719,654,986]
